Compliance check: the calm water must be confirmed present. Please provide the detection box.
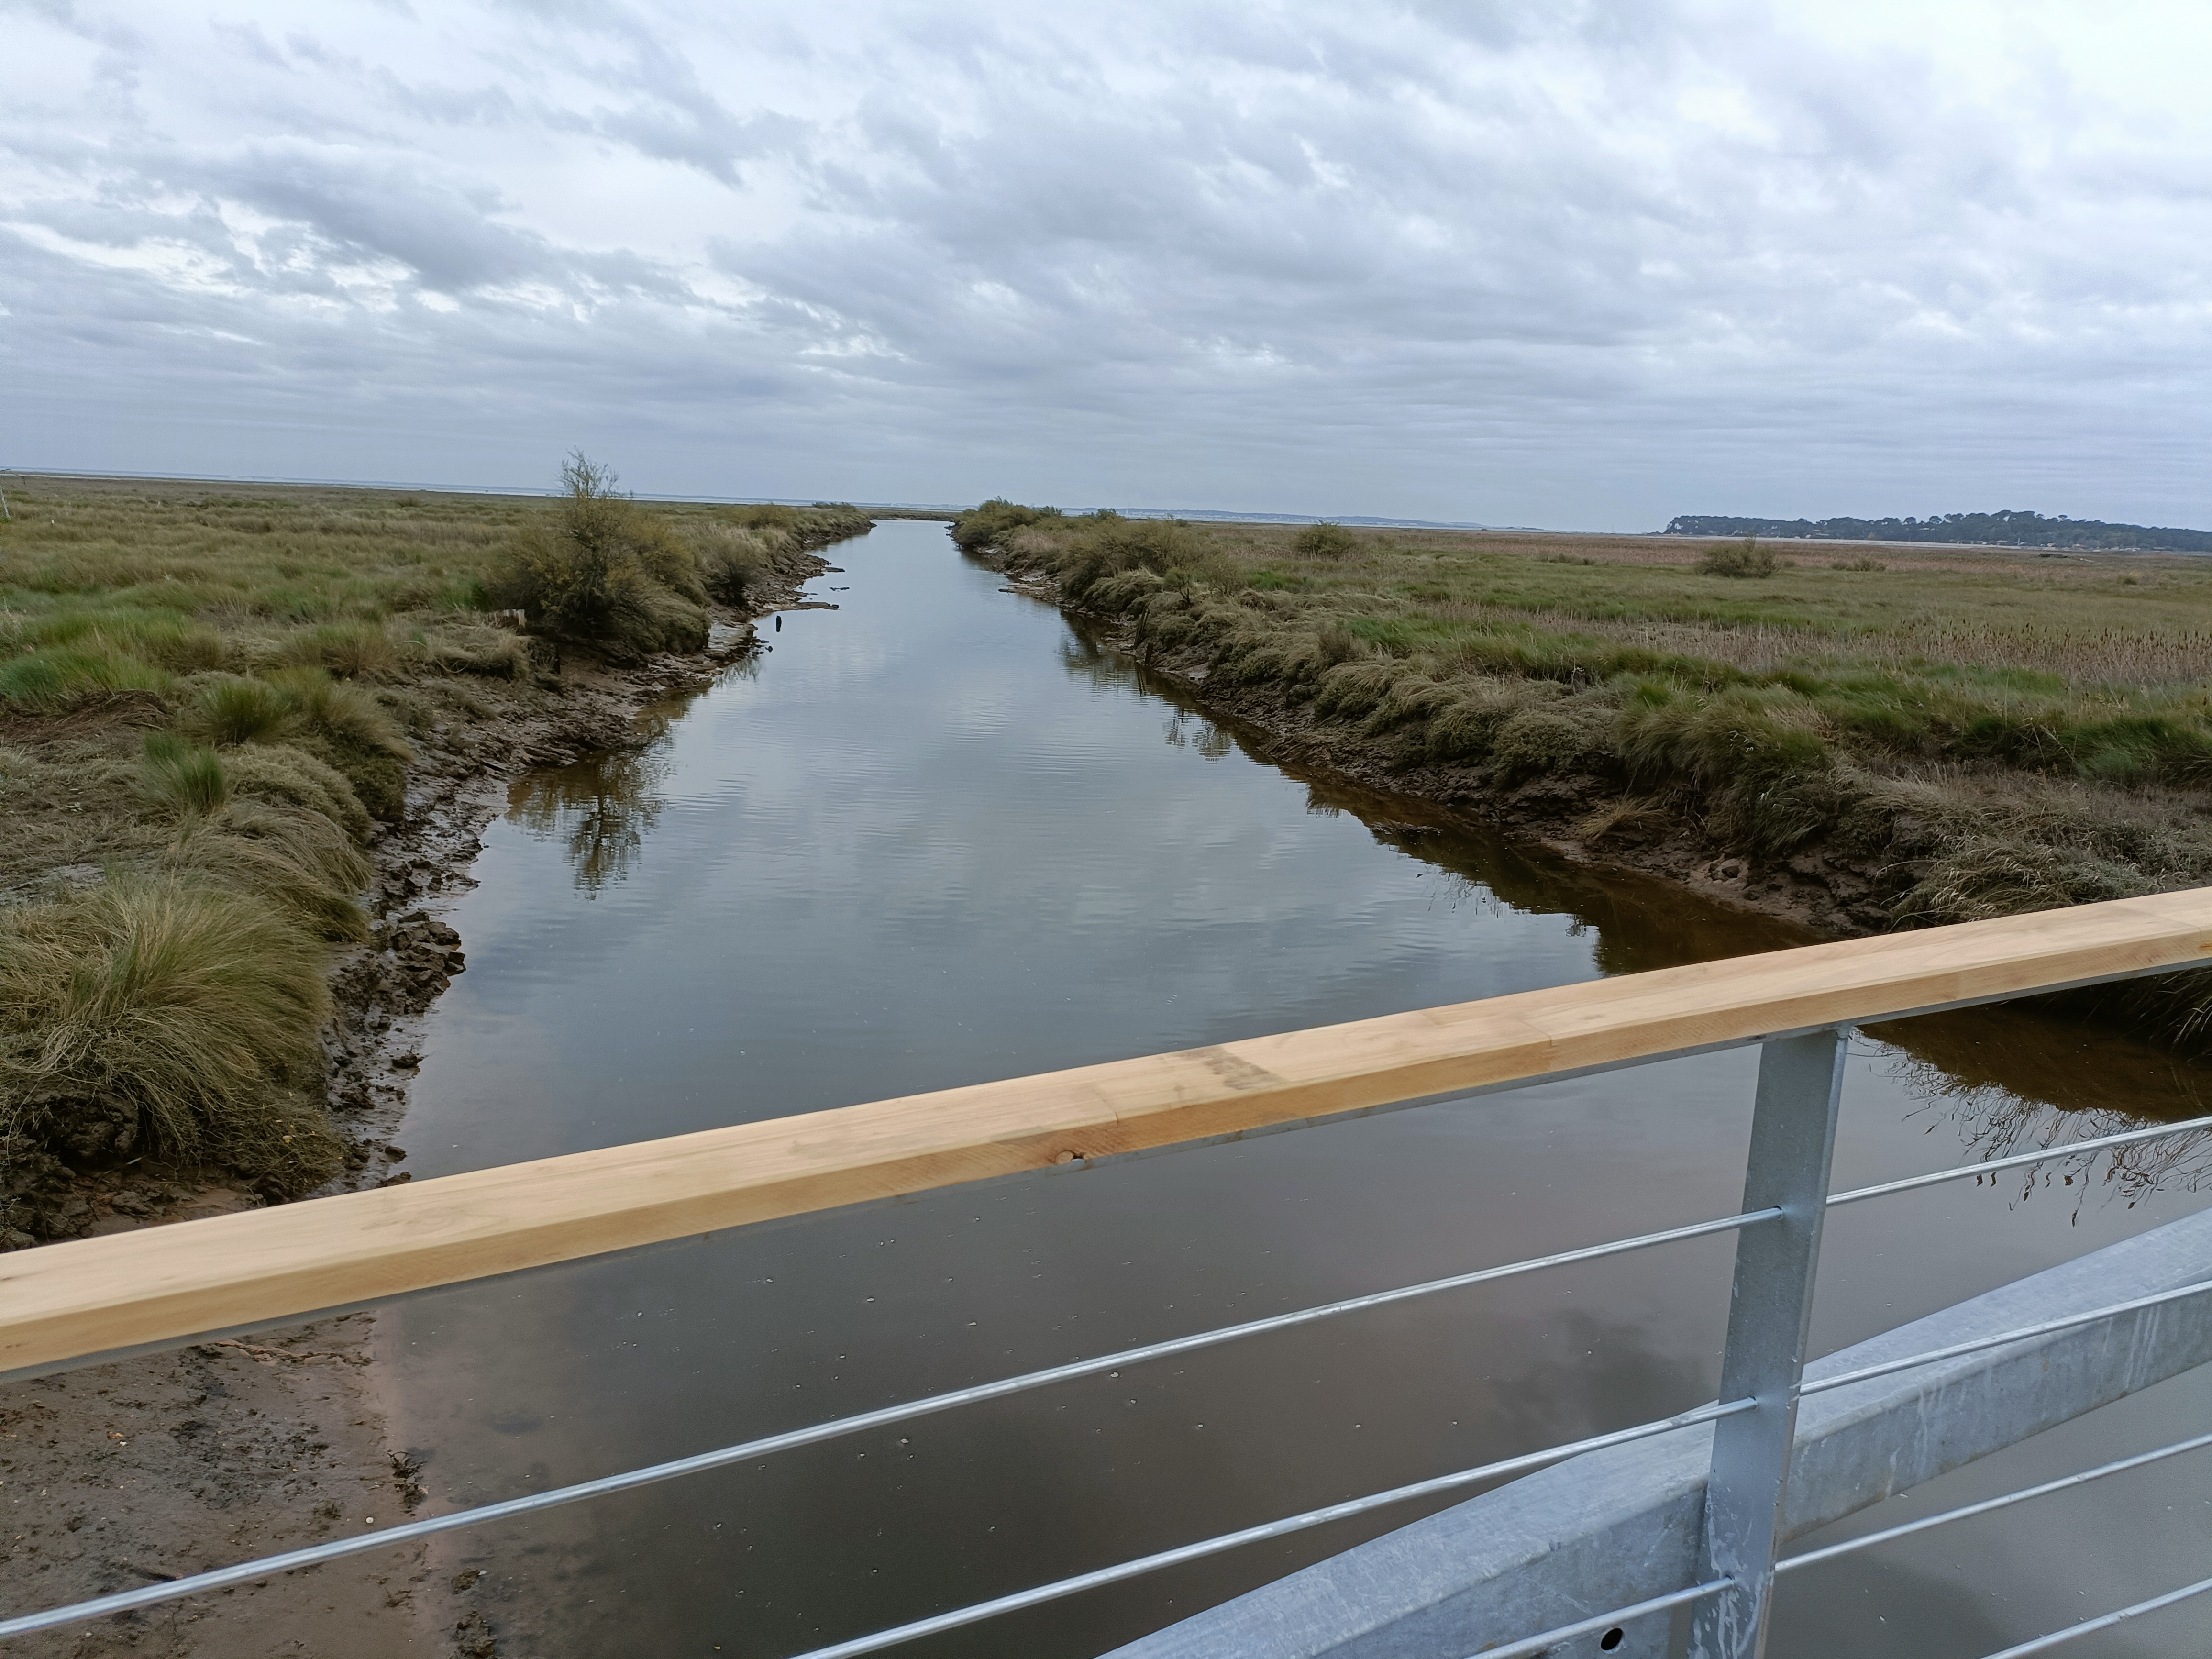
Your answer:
[386,520,2212,1658]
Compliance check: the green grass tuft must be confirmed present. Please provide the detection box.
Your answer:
[0,644,172,710]
[0,875,343,1189]
[183,674,299,745]
[141,732,230,817]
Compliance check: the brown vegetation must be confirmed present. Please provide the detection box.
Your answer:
[954,503,2212,1050]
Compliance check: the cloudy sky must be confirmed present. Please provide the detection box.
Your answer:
[4,0,2208,528]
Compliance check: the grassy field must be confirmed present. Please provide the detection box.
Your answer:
[956,504,2212,1046]
[0,473,865,1238]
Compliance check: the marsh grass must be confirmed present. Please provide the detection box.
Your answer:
[0,468,869,1215]
[183,674,299,746]
[0,875,343,1187]
[958,503,2212,1047]
[141,732,229,817]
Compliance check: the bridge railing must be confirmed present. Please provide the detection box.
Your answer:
[6,890,2212,1656]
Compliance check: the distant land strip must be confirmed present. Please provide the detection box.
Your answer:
[1669,509,2212,553]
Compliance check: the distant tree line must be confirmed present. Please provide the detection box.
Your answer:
[1665,509,2212,553]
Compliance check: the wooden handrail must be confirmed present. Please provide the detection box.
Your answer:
[7,890,2212,1376]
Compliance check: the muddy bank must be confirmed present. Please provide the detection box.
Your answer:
[982,559,1872,939]
[0,552,837,1658]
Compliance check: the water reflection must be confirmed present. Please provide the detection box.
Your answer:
[1056,608,2212,1206]
[391,527,2212,1659]
[1885,1044,2212,1214]
[504,685,708,892]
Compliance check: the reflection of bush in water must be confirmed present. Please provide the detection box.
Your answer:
[1162,710,1234,760]
[1056,629,1136,693]
[510,745,672,892]
[1886,1040,2211,1213]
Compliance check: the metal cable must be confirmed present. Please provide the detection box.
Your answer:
[1974,1572,2212,1658]
[761,1400,1758,1659]
[0,1225,1769,1650]
[1778,1428,2212,1574]
[1827,1112,2212,1208]
[1801,1279,2212,1399]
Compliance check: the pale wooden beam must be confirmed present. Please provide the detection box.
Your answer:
[7,889,2211,1376]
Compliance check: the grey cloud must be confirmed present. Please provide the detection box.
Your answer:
[2,0,2209,527]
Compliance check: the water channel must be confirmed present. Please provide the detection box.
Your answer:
[387,519,2212,1658]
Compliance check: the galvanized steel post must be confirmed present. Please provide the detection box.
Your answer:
[1690,1028,1850,1659]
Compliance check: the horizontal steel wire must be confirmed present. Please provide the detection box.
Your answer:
[1455,1579,1729,1659]
[775,1400,1757,1659]
[1778,1428,2212,1574]
[1975,1572,2212,1658]
[0,1210,1772,1644]
[1827,1112,2212,1208]
[1800,1279,2212,1400]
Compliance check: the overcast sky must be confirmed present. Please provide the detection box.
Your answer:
[4,0,2208,528]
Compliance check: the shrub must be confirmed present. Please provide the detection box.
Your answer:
[0,875,343,1189]
[409,623,532,681]
[268,667,409,755]
[488,453,709,656]
[631,515,710,607]
[1293,521,1359,560]
[1699,537,1778,578]
[141,732,230,817]
[1316,621,1363,666]
[181,674,299,745]
[236,667,414,821]
[951,498,1055,552]
[692,522,778,606]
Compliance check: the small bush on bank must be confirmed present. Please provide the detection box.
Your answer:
[1699,537,1778,578]
[951,498,1060,552]
[1293,521,1359,560]
[174,669,410,821]
[267,667,409,759]
[691,522,778,606]
[163,801,371,942]
[489,453,709,657]
[1316,621,1363,666]
[1493,700,1618,783]
[183,675,298,745]
[407,623,532,682]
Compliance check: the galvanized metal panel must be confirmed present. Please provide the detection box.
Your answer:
[1101,1206,2212,1659]
[1692,1030,1849,1659]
